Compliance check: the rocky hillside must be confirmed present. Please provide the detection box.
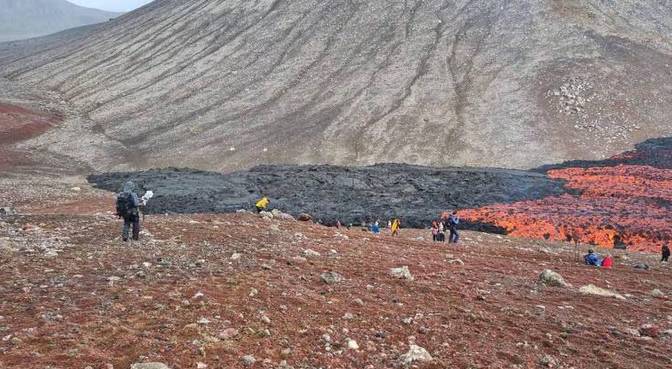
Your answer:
[1,0,672,171]
[0,0,121,42]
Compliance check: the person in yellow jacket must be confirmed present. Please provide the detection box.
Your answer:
[255,196,270,213]
[391,218,401,236]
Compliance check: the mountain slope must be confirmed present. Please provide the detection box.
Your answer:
[1,0,672,171]
[0,0,121,42]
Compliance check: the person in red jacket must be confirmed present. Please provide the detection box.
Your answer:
[601,254,614,269]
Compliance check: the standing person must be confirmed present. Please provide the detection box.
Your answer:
[116,181,141,242]
[662,243,671,262]
[437,220,446,242]
[447,211,460,244]
[370,221,381,234]
[255,196,270,213]
[391,218,401,236]
[431,221,439,242]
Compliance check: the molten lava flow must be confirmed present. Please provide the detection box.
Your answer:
[462,164,672,253]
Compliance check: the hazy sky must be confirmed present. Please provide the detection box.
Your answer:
[68,0,154,12]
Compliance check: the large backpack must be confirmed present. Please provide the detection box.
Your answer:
[116,192,134,217]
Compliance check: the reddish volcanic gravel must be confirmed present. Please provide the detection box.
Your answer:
[462,164,672,253]
[1,204,672,369]
[0,103,61,171]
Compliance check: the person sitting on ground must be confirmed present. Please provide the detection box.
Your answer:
[584,249,602,267]
[255,196,270,213]
[116,181,141,242]
[391,218,401,236]
[662,243,671,262]
[601,254,614,269]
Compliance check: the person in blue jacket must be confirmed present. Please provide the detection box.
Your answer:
[370,221,381,234]
[584,249,602,266]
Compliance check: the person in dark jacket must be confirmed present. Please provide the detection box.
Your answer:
[447,211,460,244]
[662,244,671,262]
[584,249,601,266]
[116,181,141,242]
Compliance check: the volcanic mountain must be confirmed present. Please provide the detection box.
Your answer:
[0,0,121,42]
[1,0,672,171]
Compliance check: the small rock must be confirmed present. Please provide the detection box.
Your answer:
[0,207,17,216]
[249,288,258,297]
[343,312,354,320]
[634,263,650,270]
[320,271,344,285]
[353,298,364,306]
[261,315,271,324]
[579,284,625,300]
[130,364,170,369]
[291,256,307,263]
[650,289,665,298]
[231,253,241,260]
[241,355,256,366]
[538,269,568,287]
[398,344,432,367]
[303,249,321,257]
[346,338,359,350]
[297,213,313,222]
[390,266,414,281]
[447,258,464,265]
[539,354,558,368]
[197,363,207,369]
[218,328,239,340]
[624,328,641,337]
[640,324,659,338]
[70,187,81,192]
[197,318,211,325]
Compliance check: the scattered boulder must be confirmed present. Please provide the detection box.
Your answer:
[579,284,625,300]
[320,271,344,285]
[650,289,665,298]
[447,258,465,265]
[0,207,16,216]
[539,269,568,287]
[241,355,256,366]
[346,338,359,350]
[218,328,239,340]
[130,363,170,369]
[259,211,273,219]
[634,263,650,270]
[297,213,313,222]
[539,354,558,368]
[390,266,414,281]
[398,344,432,367]
[303,249,321,257]
[639,324,659,338]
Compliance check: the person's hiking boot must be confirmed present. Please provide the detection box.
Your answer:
[122,238,129,242]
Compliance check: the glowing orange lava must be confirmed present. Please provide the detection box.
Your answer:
[461,164,672,253]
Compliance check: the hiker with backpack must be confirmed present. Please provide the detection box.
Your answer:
[116,181,141,242]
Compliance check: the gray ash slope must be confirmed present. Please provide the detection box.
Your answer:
[3,0,672,172]
[0,0,121,42]
[88,164,567,228]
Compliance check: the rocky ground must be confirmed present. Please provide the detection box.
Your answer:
[2,174,672,369]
